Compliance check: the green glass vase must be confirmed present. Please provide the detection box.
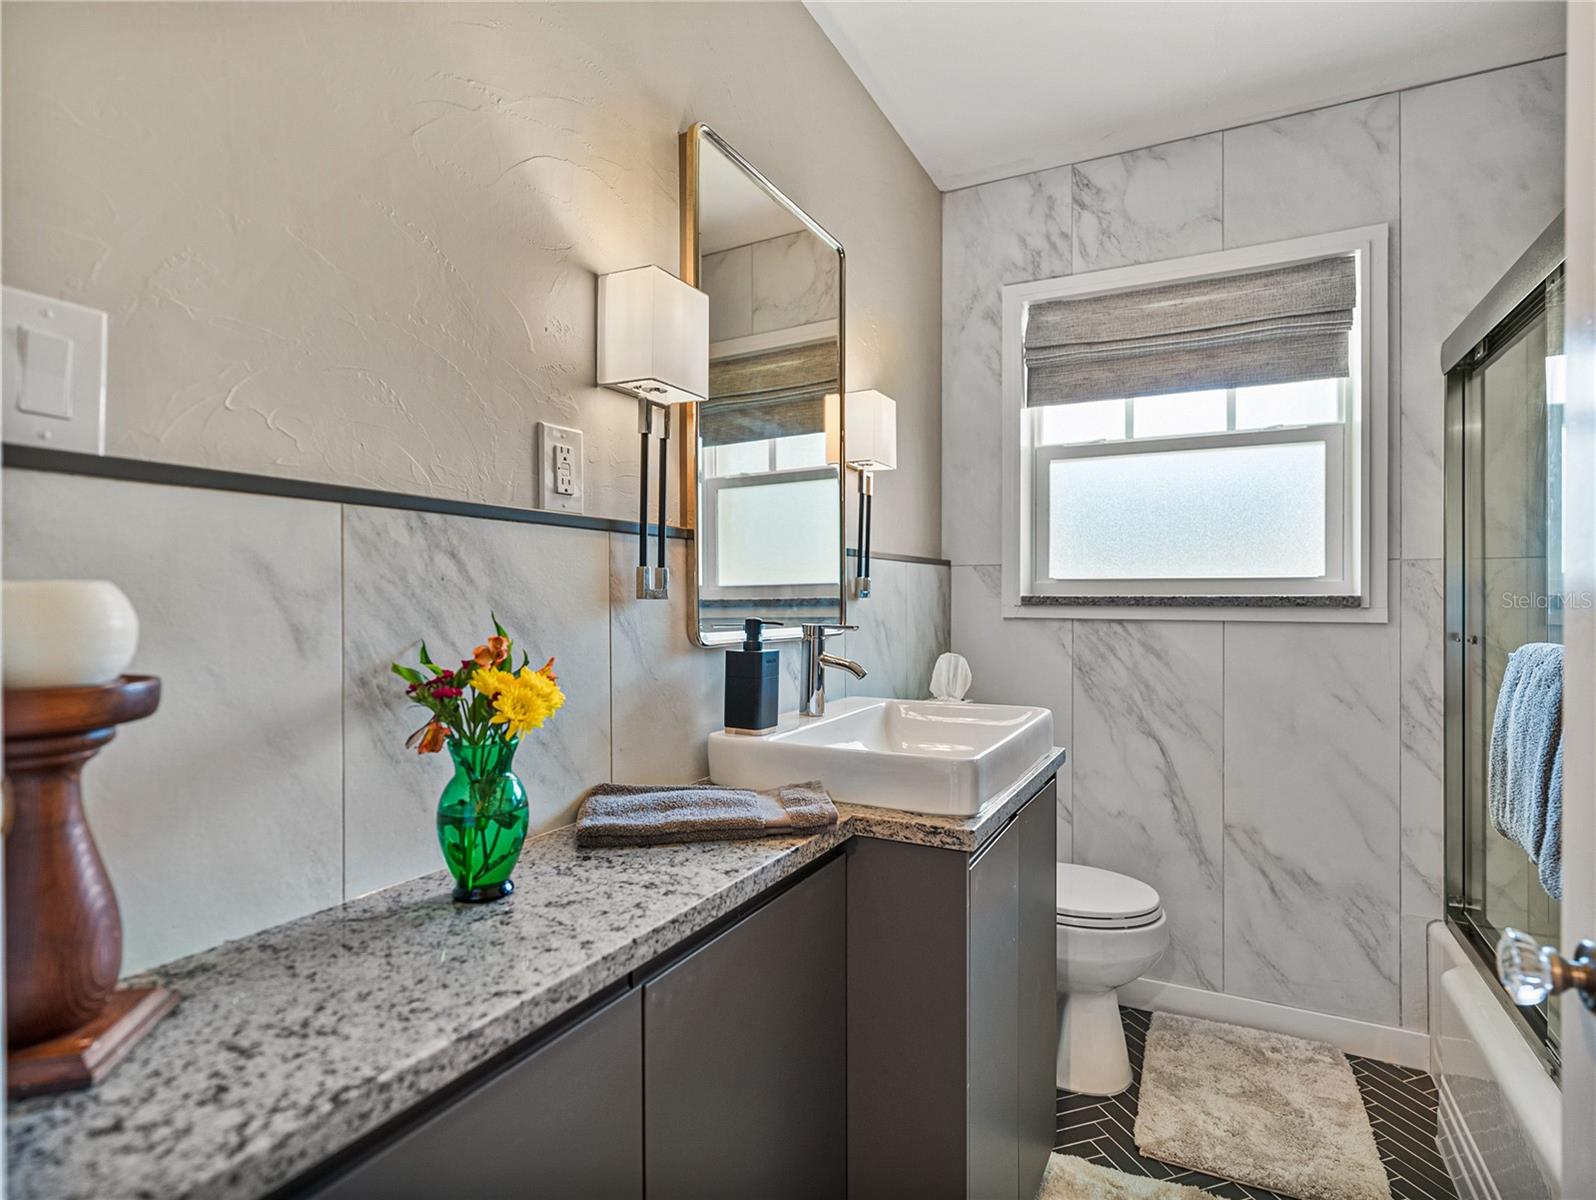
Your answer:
[436,737,529,903]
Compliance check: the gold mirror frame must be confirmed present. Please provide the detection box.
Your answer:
[678,123,847,648]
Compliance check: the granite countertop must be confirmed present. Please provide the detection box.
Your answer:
[8,749,1064,1200]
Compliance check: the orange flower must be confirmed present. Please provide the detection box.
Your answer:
[413,721,450,754]
[473,636,509,668]
[537,656,558,684]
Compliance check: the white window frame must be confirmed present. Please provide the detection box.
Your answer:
[999,224,1390,623]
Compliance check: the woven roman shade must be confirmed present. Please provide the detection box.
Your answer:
[701,338,838,446]
[1024,256,1356,406]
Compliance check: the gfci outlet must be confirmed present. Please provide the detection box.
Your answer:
[537,422,584,513]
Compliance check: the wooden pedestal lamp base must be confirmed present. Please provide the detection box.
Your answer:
[7,986,178,1097]
[4,675,173,1099]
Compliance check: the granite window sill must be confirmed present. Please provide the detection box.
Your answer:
[1020,593,1363,609]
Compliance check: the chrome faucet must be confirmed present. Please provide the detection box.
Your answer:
[799,624,866,717]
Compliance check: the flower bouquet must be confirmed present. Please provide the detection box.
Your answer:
[392,617,565,902]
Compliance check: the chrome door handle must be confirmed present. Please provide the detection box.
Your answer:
[1497,928,1596,1011]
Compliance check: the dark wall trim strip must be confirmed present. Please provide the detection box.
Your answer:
[3,446,952,566]
[3,445,693,540]
[845,547,951,568]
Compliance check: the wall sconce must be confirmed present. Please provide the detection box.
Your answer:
[597,266,709,599]
[844,389,897,599]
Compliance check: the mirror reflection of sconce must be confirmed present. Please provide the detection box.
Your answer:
[843,389,897,598]
[596,266,709,599]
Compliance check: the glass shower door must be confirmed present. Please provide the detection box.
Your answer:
[1452,270,1565,1067]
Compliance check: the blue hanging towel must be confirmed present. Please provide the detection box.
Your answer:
[1488,641,1564,901]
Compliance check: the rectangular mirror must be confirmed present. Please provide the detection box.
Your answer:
[679,124,846,647]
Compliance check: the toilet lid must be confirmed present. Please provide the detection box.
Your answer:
[1055,863,1161,923]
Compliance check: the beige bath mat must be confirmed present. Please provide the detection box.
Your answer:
[1039,1154,1207,1199]
[1133,1013,1390,1200]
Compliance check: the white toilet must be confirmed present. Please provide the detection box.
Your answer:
[1055,863,1169,1096]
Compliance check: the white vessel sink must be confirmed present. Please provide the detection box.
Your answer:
[707,697,1055,818]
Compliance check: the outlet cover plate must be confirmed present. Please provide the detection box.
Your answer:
[537,421,584,513]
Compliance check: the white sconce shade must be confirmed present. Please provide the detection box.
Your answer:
[596,266,708,404]
[845,389,898,471]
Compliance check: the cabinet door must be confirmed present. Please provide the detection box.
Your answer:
[846,835,971,1199]
[967,819,1021,1200]
[643,856,846,1200]
[1016,782,1060,1197]
[311,988,642,1200]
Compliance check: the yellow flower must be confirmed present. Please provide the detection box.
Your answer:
[471,664,566,738]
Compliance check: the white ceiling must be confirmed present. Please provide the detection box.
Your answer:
[805,1,1566,191]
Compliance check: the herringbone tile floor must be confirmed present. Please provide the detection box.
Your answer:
[1055,1008,1456,1200]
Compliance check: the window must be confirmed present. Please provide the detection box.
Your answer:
[1001,226,1389,617]
[700,433,839,599]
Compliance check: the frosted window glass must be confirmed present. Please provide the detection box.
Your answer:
[1039,400,1125,445]
[774,432,828,470]
[712,440,770,477]
[1049,442,1326,579]
[1235,379,1342,429]
[1132,390,1228,438]
[716,477,839,587]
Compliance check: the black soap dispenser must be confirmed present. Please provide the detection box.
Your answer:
[724,619,782,734]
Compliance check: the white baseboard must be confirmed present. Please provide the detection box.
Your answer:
[1119,976,1431,1070]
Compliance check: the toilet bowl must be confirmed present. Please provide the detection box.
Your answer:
[1055,863,1168,1096]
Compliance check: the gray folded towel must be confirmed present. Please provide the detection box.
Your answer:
[574,780,838,848]
[1489,641,1564,900]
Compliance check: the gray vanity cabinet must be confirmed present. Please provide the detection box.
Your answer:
[309,987,644,1200]
[1016,782,1061,1187]
[968,818,1023,1196]
[848,783,1058,1200]
[642,854,848,1200]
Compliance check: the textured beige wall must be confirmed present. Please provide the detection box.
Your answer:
[2,2,942,556]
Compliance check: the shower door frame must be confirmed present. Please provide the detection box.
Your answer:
[1443,215,1566,1079]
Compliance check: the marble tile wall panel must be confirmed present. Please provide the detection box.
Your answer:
[609,536,722,784]
[702,245,753,343]
[846,559,952,701]
[1223,95,1400,249]
[903,561,953,701]
[1,470,344,971]
[1525,316,1551,563]
[952,565,1073,861]
[845,558,910,699]
[1072,621,1224,990]
[1398,559,1445,1029]
[1399,57,1566,561]
[4,459,951,965]
[1221,582,1402,1026]
[1398,561,1446,917]
[941,166,1072,565]
[751,230,838,334]
[1482,337,1534,559]
[1071,134,1222,273]
[342,506,612,898]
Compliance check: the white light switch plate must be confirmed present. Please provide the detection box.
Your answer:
[3,286,108,454]
[537,422,584,513]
